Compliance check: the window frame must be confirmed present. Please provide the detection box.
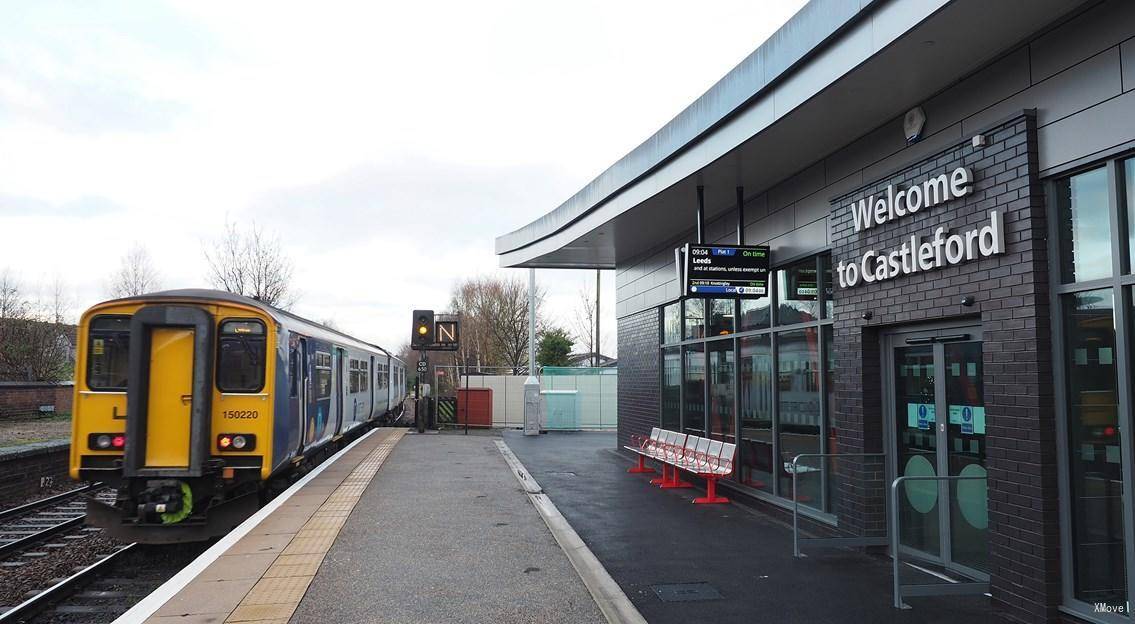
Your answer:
[215,318,268,394]
[86,314,132,392]
[1047,153,1135,621]
[658,252,835,518]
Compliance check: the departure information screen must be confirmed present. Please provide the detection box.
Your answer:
[684,244,770,298]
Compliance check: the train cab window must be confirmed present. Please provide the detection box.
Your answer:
[87,316,131,390]
[216,320,266,393]
[315,352,332,399]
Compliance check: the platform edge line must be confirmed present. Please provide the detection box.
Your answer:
[495,439,647,624]
[112,427,384,624]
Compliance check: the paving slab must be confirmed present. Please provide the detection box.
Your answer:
[503,430,1001,624]
[291,432,605,624]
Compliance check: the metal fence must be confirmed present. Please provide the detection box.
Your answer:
[431,366,617,430]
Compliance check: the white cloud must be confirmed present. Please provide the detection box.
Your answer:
[0,0,806,355]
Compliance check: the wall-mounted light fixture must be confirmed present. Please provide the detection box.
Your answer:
[961,296,976,307]
[861,311,873,320]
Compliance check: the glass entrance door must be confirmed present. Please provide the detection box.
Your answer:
[888,327,988,577]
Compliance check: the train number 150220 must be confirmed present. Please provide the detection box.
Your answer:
[222,410,259,419]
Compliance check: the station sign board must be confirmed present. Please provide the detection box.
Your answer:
[683,243,770,298]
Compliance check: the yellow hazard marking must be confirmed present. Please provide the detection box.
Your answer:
[215,428,405,624]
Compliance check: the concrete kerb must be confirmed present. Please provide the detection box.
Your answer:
[495,439,647,624]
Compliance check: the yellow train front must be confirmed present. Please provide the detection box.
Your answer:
[70,289,406,543]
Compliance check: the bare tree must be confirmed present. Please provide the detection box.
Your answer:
[0,271,73,382]
[203,221,296,308]
[109,244,161,298]
[571,286,597,361]
[449,275,544,373]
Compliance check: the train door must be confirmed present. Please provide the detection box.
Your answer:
[293,338,308,453]
[369,355,376,419]
[335,347,345,435]
[145,328,195,468]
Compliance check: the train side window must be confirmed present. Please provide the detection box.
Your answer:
[315,351,332,399]
[87,316,131,391]
[348,359,360,393]
[216,320,266,393]
[360,360,369,392]
[288,348,299,398]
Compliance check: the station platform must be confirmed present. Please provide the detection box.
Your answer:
[119,427,1000,624]
[119,427,609,624]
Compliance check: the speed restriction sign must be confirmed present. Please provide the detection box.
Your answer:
[417,360,428,374]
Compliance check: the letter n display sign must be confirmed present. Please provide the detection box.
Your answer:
[684,244,770,298]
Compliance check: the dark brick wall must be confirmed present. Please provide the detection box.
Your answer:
[0,383,73,417]
[830,112,1058,623]
[0,441,71,506]
[617,308,660,451]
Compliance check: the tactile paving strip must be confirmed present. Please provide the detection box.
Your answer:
[223,428,405,623]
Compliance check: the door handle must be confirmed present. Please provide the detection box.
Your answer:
[180,394,193,405]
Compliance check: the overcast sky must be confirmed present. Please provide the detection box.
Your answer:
[0,0,806,354]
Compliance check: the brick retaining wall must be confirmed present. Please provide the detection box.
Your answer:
[0,382,73,417]
[0,440,72,506]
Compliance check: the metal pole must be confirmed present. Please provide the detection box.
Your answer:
[793,458,800,558]
[463,312,469,436]
[891,477,904,609]
[736,186,745,245]
[529,268,536,370]
[595,269,600,367]
[696,186,706,244]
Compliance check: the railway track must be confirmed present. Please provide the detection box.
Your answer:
[0,486,114,563]
[0,542,207,624]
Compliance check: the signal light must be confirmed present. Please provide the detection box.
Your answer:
[411,309,434,348]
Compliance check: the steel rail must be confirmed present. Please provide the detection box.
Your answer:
[0,483,100,523]
[0,542,138,622]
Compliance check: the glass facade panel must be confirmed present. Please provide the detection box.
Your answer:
[1056,167,1112,283]
[663,303,681,344]
[708,299,736,336]
[945,341,988,573]
[777,328,821,505]
[894,344,940,556]
[739,296,770,331]
[684,299,705,340]
[683,344,705,436]
[823,325,838,513]
[1064,289,1124,609]
[740,335,773,493]
[708,340,735,442]
[778,259,819,325]
[1127,159,1135,270]
[821,255,834,319]
[661,347,681,431]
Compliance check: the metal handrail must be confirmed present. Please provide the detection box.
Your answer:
[890,474,988,609]
[791,452,887,557]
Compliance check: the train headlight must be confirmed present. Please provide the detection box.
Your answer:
[89,433,126,451]
[217,433,255,452]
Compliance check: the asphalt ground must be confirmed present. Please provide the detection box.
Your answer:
[503,430,1003,624]
[290,430,604,624]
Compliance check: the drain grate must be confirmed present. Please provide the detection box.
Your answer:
[651,582,723,603]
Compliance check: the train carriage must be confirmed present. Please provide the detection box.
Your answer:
[71,289,404,542]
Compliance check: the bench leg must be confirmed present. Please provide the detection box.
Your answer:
[693,476,729,504]
[628,455,655,474]
[650,464,667,485]
[660,466,693,489]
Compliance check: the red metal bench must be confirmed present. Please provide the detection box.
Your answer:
[625,427,736,504]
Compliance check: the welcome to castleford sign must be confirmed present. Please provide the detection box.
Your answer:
[835,166,1005,288]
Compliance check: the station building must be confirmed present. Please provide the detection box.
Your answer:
[497,0,1135,622]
